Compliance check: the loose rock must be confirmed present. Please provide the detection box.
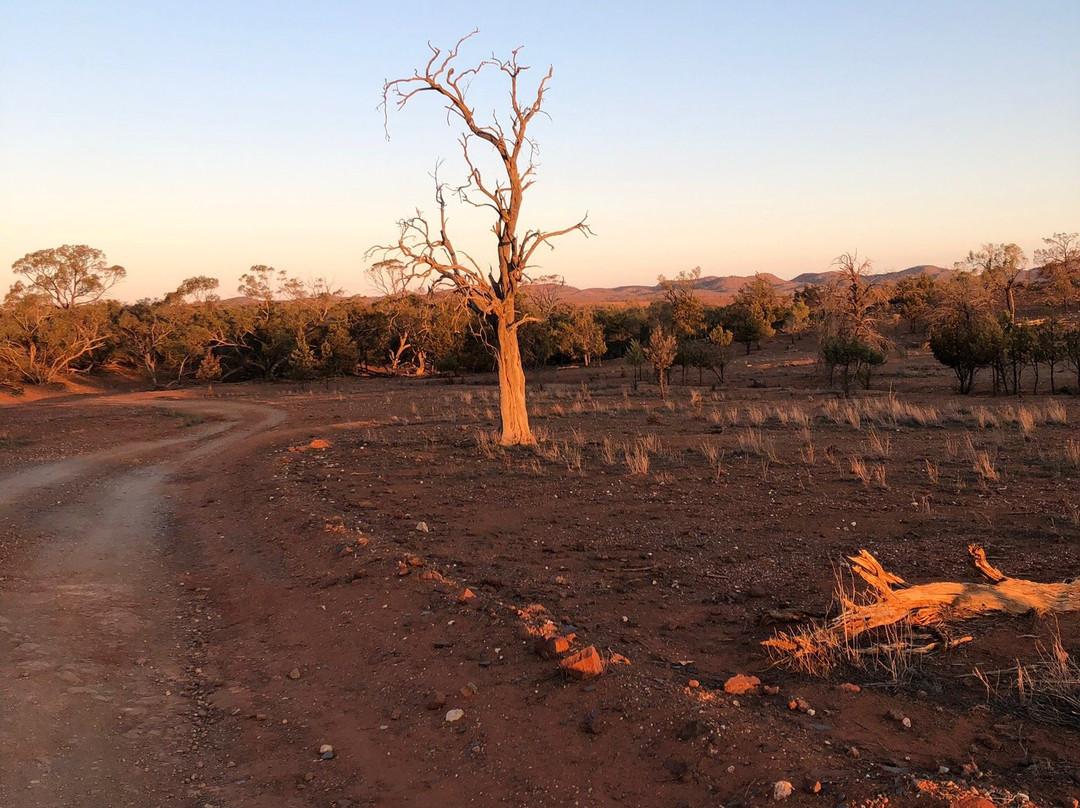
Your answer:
[724,674,761,695]
[559,646,605,681]
[535,635,573,659]
[954,798,995,808]
[445,708,465,722]
[773,781,794,801]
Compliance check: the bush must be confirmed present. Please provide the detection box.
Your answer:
[930,312,1003,394]
[820,336,886,394]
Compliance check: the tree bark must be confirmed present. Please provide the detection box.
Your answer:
[496,316,535,446]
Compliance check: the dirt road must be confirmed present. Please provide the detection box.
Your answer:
[0,395,283,807]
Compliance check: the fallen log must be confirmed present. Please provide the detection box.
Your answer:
[764,545,1080,663]
[837,545,1080,638]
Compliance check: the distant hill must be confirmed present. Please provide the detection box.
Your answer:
[790,265,952,286]
[221,265,957,307]
[546,265,953,306]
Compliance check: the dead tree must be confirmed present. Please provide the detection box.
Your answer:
[373,32,591,446]
[835,546,1080,637]
[764,545,1080,665]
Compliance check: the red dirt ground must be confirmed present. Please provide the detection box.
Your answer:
[1,340,1078,807]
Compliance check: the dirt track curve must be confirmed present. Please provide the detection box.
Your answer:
[0,395,283,808]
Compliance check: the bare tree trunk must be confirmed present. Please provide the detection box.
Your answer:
[496,317,534,446]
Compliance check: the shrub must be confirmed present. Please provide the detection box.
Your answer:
[930,312,1003,394]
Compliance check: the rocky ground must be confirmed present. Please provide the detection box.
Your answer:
[1,341,1078,807]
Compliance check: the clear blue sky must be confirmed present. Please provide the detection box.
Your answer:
[1,1,1077,301]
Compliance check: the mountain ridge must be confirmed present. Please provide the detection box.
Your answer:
[547,265,952,305]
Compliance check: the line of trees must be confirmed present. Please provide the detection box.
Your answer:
[2,232,1077,396]
[927,235,1080,394]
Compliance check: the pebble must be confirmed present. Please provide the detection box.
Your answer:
[789,697,812,713]
[772,781,794,801]
[445,708,465,723]
[288,668,301,680]
[318,744,334,760]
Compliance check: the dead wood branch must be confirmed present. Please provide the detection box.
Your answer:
[764,545,1080,671]
[838,544,1080,638]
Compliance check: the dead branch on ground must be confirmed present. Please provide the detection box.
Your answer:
[764,545,1080,672]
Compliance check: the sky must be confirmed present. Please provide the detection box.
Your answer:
[1,1,1077,302]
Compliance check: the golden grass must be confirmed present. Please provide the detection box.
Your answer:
[624,440,650,475]
[924,459,940,485]
[849,456,871,487]
[972,450,1000,484]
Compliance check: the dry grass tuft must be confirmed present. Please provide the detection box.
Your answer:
[764,572,921,680]
[1004,405,1036,437]
[863,428,892,459]
[975,632,1080,728]
[973,406,998,430]
[723,405,741,426]
[624,440,651,475]
[842,403,862,430]
[700,440,726,480]
[475,429,500,459]
[924,459,940,485]
[562,442,584,473]
[1066,438,1080,469]
[600,436,618,466]
[738,428,779,462]
[1043,400,1068,424]
[849,456,871,487]
[746,404,767,427]
[972,450,1000,484]
[638,433,662,453]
